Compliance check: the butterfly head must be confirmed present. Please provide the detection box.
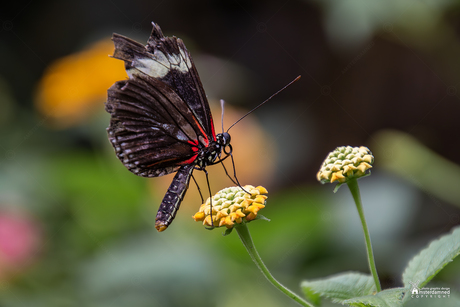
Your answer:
[198,132,231,168]
[216,132,231,147]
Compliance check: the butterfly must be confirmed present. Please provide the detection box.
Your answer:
[105,22,232,232]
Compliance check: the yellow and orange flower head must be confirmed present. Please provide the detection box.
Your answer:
[317,146,374,184]
[192,185,268,229]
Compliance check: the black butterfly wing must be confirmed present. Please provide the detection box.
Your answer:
[106,73,205,177]
[107,23,217,176]
[106,23,217,231]
[146,23,216,139]
[112,22,216,143]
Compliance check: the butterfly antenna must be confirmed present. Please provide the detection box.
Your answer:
[226,75,301,132]
[220,99,225,134]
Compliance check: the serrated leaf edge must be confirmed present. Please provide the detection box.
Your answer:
[402,226,460,288]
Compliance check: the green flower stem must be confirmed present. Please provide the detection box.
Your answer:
[235,223,314,307]
[346,178,382,292]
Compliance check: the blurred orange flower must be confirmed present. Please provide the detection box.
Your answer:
[35,39,127,127]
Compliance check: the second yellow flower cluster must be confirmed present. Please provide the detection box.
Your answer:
[317,146,374,184]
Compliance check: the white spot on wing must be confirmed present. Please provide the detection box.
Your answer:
[166,50,190,73]
[179,47,192,69]
[128,48,192,79]
[167,53,180,65]
[135,58,169,78]
[154,50,169,65]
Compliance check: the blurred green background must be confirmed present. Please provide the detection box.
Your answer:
[1,1,460,306]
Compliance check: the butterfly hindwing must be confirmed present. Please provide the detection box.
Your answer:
[106,73,205,177]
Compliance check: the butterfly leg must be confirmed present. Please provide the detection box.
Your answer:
[220,161,238,186]
[155,164,194,232]
[203,169,215,227]
[191,174,204,204]
[228,150,249,193]
[219,146,249,194]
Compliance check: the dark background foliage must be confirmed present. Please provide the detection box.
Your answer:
[1,1,459,306]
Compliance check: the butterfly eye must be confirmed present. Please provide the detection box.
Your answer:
[221,132,231,146]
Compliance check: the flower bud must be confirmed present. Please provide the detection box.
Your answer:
[317,146,374,184]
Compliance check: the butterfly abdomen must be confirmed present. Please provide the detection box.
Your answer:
[155,164,194,232]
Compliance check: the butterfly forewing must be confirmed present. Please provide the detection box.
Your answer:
[111,24,216,144]
[146,25,215,140]
[106,22,220,231]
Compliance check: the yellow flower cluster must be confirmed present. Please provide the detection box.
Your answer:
[193,185,268,228]
[317,146,374,184]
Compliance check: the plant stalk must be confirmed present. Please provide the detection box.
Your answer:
[347,178,382,292]
[235,223,314,307]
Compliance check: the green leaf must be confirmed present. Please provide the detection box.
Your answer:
[402,225,460,289]
[343,288,405,307]
[333,182,344,193]
[301,271,377,304]
[253,214,270,222]
[302,286,321,306]
[223,227,233,236]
